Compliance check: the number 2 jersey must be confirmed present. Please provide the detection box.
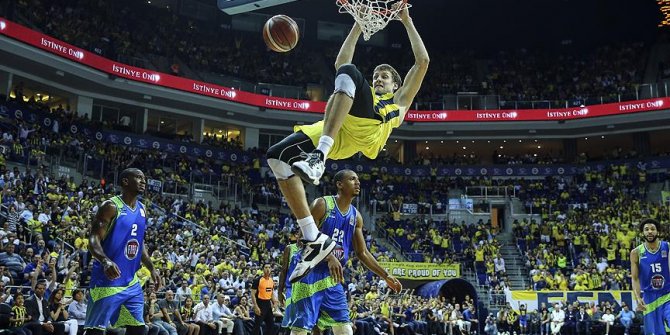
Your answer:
[637,241,670,297]
[90,195,147,288]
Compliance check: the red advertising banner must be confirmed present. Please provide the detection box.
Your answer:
[1,18,668,122]
[403,99,668,122]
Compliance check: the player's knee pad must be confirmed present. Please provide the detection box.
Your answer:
[290,329,309,335]
[334,73,356,99]
[332,324,354,335]
[336,64,364,91]
[267,158,293,180]
[336,64,363,81]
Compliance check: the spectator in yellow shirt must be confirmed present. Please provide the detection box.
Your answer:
[365,286,379,301]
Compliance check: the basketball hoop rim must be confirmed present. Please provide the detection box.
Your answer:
[337,0,408,5]
[336,0,409,17]
[336,0,412,40]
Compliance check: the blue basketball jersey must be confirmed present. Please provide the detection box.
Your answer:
[637,241,670,294]
[90,196,147,288]
[318,195,357,267]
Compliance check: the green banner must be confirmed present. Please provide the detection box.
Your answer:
[379,262,460,280]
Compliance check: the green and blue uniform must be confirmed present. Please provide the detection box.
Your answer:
[85,196,147,330]
[282,196,356,331]
[637,241,670,335]
[282,244,300,325]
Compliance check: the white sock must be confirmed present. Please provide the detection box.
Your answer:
[316,135,334,159]
[297,216,319,241]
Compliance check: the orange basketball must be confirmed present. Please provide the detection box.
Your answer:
[263,15,299,53]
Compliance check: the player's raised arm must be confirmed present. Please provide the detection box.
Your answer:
[394,6,429,119]
[334,23,363,70]
[352,211,402,292]
[89,200,121,280]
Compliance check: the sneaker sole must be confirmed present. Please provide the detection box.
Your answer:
[291,165,320,185]
[289,240,336,283]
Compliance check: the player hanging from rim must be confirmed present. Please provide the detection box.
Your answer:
[279,169,402,335]
[266,4,429,282]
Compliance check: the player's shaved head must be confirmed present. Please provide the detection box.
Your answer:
[120,168,142,185]
[334,169,355,184]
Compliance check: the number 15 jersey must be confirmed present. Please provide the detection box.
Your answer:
[637,241,670,295]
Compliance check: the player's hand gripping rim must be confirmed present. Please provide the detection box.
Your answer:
[392,1,410,22]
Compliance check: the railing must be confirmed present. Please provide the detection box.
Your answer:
[1,140,84,175]
[0,203,75,253]
[5,285,48,296]
[189,172,223,187]
[489,292,508,308]
[192,183,214,193]
[374,224,409,260]
[346,189,411,261]
[160,181,191,197]
[446,210,492,224]
[2,285,231,305]
[1,149,81,252]
[101,163,245,204]
[465,186,514,199]
[14,141,249,206]
[404,252,425,262]
[413,80,670,111]
[216,176,239,203]
[147,201,250,255]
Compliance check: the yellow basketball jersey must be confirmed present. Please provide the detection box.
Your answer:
[295,88,401,160]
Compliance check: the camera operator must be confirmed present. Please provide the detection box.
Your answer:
[484,313,497,335]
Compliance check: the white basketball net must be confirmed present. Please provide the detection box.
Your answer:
[336,0,411,41]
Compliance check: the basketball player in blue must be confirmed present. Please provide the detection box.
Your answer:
[84,168,160,335]
[266,5,429,283]
[281,169,402,335]
[631,218,670,335]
